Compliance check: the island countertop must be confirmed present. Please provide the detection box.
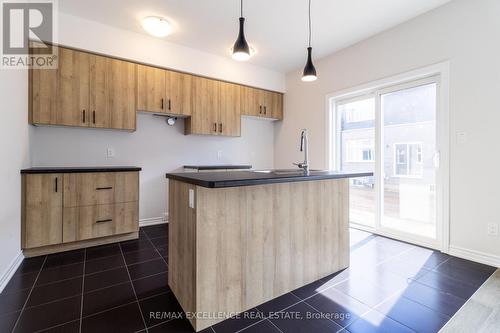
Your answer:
[165,169,373,188]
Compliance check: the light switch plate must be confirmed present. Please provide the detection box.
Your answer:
[487,222,499,236]
[456,132,468,144]
[106,147,115,158]
[188,189,195,209]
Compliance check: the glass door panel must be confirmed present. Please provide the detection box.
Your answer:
[380,83,437,239]
[338,97,376,228]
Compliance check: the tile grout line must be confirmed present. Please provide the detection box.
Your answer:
[141,229,169,269]
[79,249,86,333]
[119,242,149,333]
[10,255,48,333]
[265,318,285,333]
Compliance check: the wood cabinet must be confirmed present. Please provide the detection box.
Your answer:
[219,82,241,136]
[186,77,241,137]
[21,170,140,256]
[137,65,192,116]
[30,44,283,136]
[240,86,283,120]
[22,174,63,248]
[30,46,137,130]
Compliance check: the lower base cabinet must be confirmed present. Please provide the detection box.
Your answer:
[21,169,140,256]
[63,202,138,242]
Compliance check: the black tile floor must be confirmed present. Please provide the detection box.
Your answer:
[0,225,496,333]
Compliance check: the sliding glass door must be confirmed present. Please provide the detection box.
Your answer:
[333,77,441,248]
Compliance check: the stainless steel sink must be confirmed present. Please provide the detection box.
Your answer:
[252,169,320,175]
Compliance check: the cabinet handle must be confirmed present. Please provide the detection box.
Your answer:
[161,98,164,110]
[92,111,96,124]
[219,123,222,133]
[96,187,113,190]
[55,177,58,193]
[96,219,113,224]
[214,122,217,132]
[168,99,171,111]
[264,106,267,115]
[259,105,262,114]
[82,109,86,123]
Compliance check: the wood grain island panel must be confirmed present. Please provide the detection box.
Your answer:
[168,178,350,331]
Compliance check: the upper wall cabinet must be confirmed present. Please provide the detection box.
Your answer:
[185,77,241,137]
[30,46,137,131]
[240,86,283,120]
[137,65,192,116]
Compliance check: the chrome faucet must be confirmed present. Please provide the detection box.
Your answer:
[293,129,310,175]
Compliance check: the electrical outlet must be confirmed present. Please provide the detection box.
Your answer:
[217,150,222,160]
[456,132,468,144]
[106,147,115,158]
[487,222,499,236]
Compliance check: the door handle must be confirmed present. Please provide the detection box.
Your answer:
[219,123,222,133]
[82,109,86,123]
[214,122,217,132]
[96,219,113,224]
[168,99,171,110]
[161,98,164,110]
[92,111,96,124]
[96,187,113,190]
[55,177,58,193]
[264,106,267,115]
[259,105,262,114]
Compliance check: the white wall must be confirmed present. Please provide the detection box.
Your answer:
[28,12,283,222]
[276,0,500,263]
[31,115,275,220]
[57,13,285,92]
[0,69,30,286]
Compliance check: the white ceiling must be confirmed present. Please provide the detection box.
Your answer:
[59,0,452,73]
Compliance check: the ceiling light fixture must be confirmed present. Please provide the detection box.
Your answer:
[302,0,317,82]
[231,0,251,61]
[142,16,172,38]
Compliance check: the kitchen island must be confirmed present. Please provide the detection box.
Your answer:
[165,169,372,331]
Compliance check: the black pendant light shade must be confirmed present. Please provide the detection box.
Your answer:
[302,0,317,81]
[232,0,251,61]
[302,47,317,81]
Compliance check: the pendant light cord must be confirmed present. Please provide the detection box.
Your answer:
[308,0,312,47]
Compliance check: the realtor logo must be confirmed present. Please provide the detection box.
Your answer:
[1,0,58,69]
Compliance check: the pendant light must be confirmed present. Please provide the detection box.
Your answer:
[302,0,317,82]
[232,0,251,61]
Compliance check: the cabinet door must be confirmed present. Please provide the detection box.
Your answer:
[89,54,110,128]
[166,70,192,116]
[240,86,261,117]
[137,65,166,113]
[22,174,63,248]
[57,47,90,127]
[268,92,283,120]
[30,48,58,124]
[187,77,220,135]
[219,82,241,137]
[107,58,137,130]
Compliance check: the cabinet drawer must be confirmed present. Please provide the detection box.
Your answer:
[63,172,138,207]
[63,202,138,242]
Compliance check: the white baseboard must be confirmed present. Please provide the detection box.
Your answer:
[448,245,500,268]
[0,251,24,294]
[139,216,168,227]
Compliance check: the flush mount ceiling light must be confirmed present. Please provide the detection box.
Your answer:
[302,0,317,82]
[142,16,172,38]
[231,0,252,61]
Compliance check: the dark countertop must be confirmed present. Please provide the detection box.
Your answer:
[166,170,373,188]
[21,166,142,174]
[183,165,252,170]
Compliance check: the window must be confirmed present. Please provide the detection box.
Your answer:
[338,99,375,124]
[394,143,423,177]
[345,139,374,162]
